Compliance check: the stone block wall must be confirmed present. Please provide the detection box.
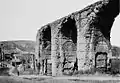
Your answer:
[36,0,119,76]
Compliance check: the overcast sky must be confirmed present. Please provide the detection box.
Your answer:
[0,0,120,46]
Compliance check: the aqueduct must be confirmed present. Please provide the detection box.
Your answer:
[36,0,119,76]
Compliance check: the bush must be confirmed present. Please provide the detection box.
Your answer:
[0,68,10,76]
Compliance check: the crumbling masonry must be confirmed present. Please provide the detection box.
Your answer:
[36,0,119,76]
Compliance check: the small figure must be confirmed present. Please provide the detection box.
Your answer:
[36,60,41,74]
[14,64,19,76]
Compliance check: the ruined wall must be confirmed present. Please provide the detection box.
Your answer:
[36,0,119,76]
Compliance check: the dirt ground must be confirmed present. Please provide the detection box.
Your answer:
[0,75,120,83]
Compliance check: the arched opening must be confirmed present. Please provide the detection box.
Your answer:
[111,15,120,47]
[40,26,51,75]
[95,52,107,73]
[61,17,77,43]
[60,17,77,75]
[94,40,108,73]
[62,41,77,75]
[110,15,120,74]
[42,26,51,48]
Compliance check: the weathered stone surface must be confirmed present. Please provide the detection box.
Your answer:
[36,0,119,76]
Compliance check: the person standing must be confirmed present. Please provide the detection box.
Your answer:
[15,63,19,76]
[36,60,41,74]
[17,66,19,76]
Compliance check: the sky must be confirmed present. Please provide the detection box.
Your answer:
[0,0,120,46]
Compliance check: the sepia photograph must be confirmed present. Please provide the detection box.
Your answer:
[0,0,120,83]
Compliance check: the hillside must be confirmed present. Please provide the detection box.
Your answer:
[0,40,36,54]
[0,40,120,56]
[112,45,120,57]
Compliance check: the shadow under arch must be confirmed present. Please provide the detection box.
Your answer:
[38,25,51,75]
[95,52,108,73]
[58,17,78,75]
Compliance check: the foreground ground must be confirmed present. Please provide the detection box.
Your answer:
[0,75,120,83]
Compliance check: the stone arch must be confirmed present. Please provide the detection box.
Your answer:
[62,41,76,52]
[57,17,77,75]
[62,41,77,74]
[60,17,77,43]
[42,26,51,45]
[94,35,112,56]
[94,36,112,73]
[41,25,51,57]
[94,37,111,52]
[111,15,120,47]
[37,0,120,76]
[39,25,51,75]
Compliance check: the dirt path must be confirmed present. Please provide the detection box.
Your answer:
[0,75,120,83]
[19,74,120,81]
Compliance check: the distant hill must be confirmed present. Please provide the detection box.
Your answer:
[0,40,120,57]
[0,40,36,54]
[112,45,120,57]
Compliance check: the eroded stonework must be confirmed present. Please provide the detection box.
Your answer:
[36,0,119,76]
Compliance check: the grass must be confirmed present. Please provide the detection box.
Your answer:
[0,75,120,83]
